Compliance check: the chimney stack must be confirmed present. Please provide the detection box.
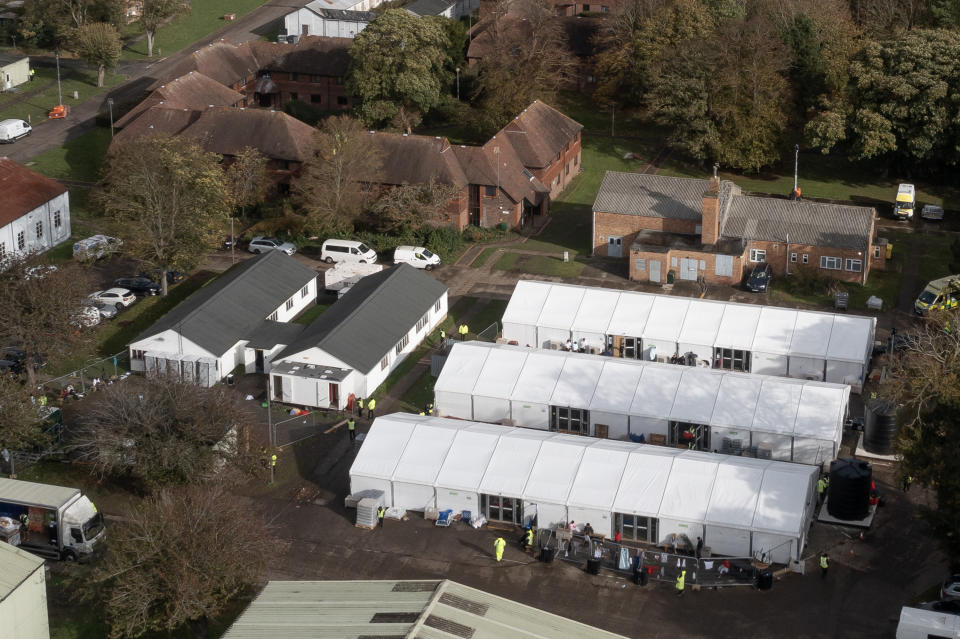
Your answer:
[702,165,721,245]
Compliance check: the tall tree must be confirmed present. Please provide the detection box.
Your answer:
[225,147,270,216]
[71,375,261,490]
[96,136,229,295]
[0,257,92,388]
[139,0,189,58]
[92,483,279,638]
[365,180,460,232]
[472,0,576,134]
[70,21,121,87]
[347,9,451,131]
[647,14,791,172]
[883,313,960,565]
[0,375,50,452]
[806,29,960,167]
[294,115,382,234]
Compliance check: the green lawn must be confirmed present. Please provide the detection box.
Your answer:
[121,0,271,59]
[28,126,112,183]
[468,299,508,335]
[884,230,956,284]
[293,303,330,325]
[398,369,435,414]
[0,67,124,123]
[493,252,586,277]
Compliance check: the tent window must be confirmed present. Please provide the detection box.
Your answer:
[550,406,590,435]
[617,513,657,543]
[714,348,750,372]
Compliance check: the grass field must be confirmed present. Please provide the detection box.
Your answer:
[28,126,112,183]
[294,303,331,325]
[493,252,586,277]
[121,0,270,60]
[0,67,124,123]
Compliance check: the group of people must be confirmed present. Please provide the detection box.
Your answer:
[563,338,588,353]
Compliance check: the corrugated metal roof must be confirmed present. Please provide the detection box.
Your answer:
[405,0,454,15]
[133,251,317,356]
[276,264,447,373]
[593,171,709,220]
[723,195,875,251]
[0,541,44,603]
[221,580,628,638]
[0,477,78,509]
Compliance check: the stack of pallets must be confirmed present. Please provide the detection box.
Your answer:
[356,498,379,529]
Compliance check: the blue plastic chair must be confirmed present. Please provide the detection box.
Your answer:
[435,509,453,527]
[462,510,472,525]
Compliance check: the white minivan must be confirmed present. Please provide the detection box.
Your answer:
[320,239,377,264]
[0,119,32,143]
[394,245,441,270]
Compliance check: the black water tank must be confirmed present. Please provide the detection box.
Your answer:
[863,400,899,455]
[586,559,600,575]
[827,458,872,521]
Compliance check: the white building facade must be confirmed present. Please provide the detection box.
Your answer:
[0,541,50,639]
[284,3,376,37]
[0,159,71,259]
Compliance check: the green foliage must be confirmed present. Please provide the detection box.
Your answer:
[347,9,451,129]
[70,22,122,86]
[949,237,960,274]
[931,0,960,28]
[140,0,190,57]
[284,99,334,126]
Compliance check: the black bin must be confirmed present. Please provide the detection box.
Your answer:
[633,570,648,586]
[756,569,773,591]
[539,547,555,563]
[586,559,600,575]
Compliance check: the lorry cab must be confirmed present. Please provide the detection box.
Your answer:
[894,183,916,220]
[915,275,960,315]
[59,495,105,561]
[393,245,441,270]
[0,119,32,143]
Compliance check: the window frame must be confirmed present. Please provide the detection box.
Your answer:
[749,248,766,263]
[820,256,842,270]
[845,258,863,273]
[790,252,797,263]
[16,231,24,250]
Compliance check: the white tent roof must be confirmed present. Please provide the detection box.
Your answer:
[571,289,622,335]
[644,296,690,342]
[500,281,875,368]
[438,343,848,448]
[827,315,874,363]
[501,280,552,326]
[751,307,798,355]
[537,284,585,330]
[679,300,726,347]
[354,414,818,538]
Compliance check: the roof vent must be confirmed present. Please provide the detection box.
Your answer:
[306,364,316,369]
[324,369,333,374]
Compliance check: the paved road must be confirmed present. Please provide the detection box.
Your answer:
[4,0,309,165]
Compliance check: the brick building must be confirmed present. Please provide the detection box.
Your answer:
[592,171,886,285]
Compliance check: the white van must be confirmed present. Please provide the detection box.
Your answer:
[0,119,32,143]
[320,239,377,264]
[896,605,960,639]
[394,245,441,270]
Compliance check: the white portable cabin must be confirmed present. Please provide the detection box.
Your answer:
[500,281,875,391]
[351,415,818,563]
[435,342,848,465]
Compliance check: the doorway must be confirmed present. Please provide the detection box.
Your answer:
[608,236,622,258]
[255,349,264,373]
[272,375,283,401]
[328,383,339,407]
[481,494,523,525]
[680,258,698,281]
[671,421,709,450]
[649,260,661,283]
[468,185,481,226]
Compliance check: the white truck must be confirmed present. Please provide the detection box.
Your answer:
[0,477,106,562]
[894,183,916,220]
[323,262,383,297]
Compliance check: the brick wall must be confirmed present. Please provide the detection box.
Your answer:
[745,240,870,284]
[273,72,351,110]
[628,247,743,285]
[593,211,699,256]
[532,133,582,199]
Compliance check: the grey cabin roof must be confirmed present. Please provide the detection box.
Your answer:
[133,251,317,355]
[405,0,455,15]
[245,320,306,350]
[593,172,710,221]
[276,264,447,372]
[723,196,875,251]
[308,7,375,19]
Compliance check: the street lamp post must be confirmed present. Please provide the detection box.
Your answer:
[456,67,460,101]
[55,49,62,106]
[107,98,114,138]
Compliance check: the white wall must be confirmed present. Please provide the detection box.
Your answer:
[473,395,511,424]
[568,507,611,537]
[678,342,713,367]
[350,475,393,506]
[283,7,373,37]
[502,322,537,347]
[537,327,570,348]
[704,524,751,557]
[629,415,669,440]
[393,481,435,511]
[435,390,473,420]
[788,356,825,381]
[1,57,30,90]
[531,501,567,530]
[0,191,71,258]
[0,562,49,639]
[658,519,703,548]
[436,488,478,514]
[751,352,788,377]
[825,360,863,387]
[130,331,214,373]
[273,280,317,323]
[590,410,628,440]
[510,400,549,430]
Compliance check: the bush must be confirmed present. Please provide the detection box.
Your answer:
[284,99,336,127]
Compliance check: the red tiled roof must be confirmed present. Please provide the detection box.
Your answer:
[497,100,583,169]
[111,106,202,148]
[179,107,317,162]
[0,158,67,227]
[369,133,469,188]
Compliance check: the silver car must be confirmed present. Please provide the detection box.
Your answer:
[248,236,296,255]
[90,301,118,320]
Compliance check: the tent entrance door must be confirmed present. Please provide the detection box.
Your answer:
[607,335,642,359]
[480,494,523,525]
[671,421,709,450]
[615,513,658,543]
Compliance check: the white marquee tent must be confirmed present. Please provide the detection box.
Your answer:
[434,342,849,465]
[500,281,875,390]
[349,414,818,564]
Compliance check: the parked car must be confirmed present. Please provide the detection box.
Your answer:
[222,235,238,250]
[139,269,184,285]
[943,575,960,600]
[0,119,32,143]
[0,347,45,370]
[89,300,118,320]
[248,236,296,255]
[88,288,136,308]
[916,599,960,614]
[394,245,440,270]
[73,235,122,261]
[921,205,945,221]
[71,306,101,328]
[114,276,161,296]
[746,263,773,292]
[0,359,20,375]
[320,239,377,264]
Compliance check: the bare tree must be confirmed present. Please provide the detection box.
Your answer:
[365,180,461,232]
[294,115,381,235]
[96,136,229,296]
[0,256,93,388]
[71,375,261,490]
[0,375,50,452]
[92,483,281,638]
[225,147,270,216]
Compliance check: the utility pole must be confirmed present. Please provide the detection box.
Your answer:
[611,103,615,138]
[455,67,460,101]
[55,49,62,106]
[230,217,236,264]
[792,144,799,198]
[107,98,114,138]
